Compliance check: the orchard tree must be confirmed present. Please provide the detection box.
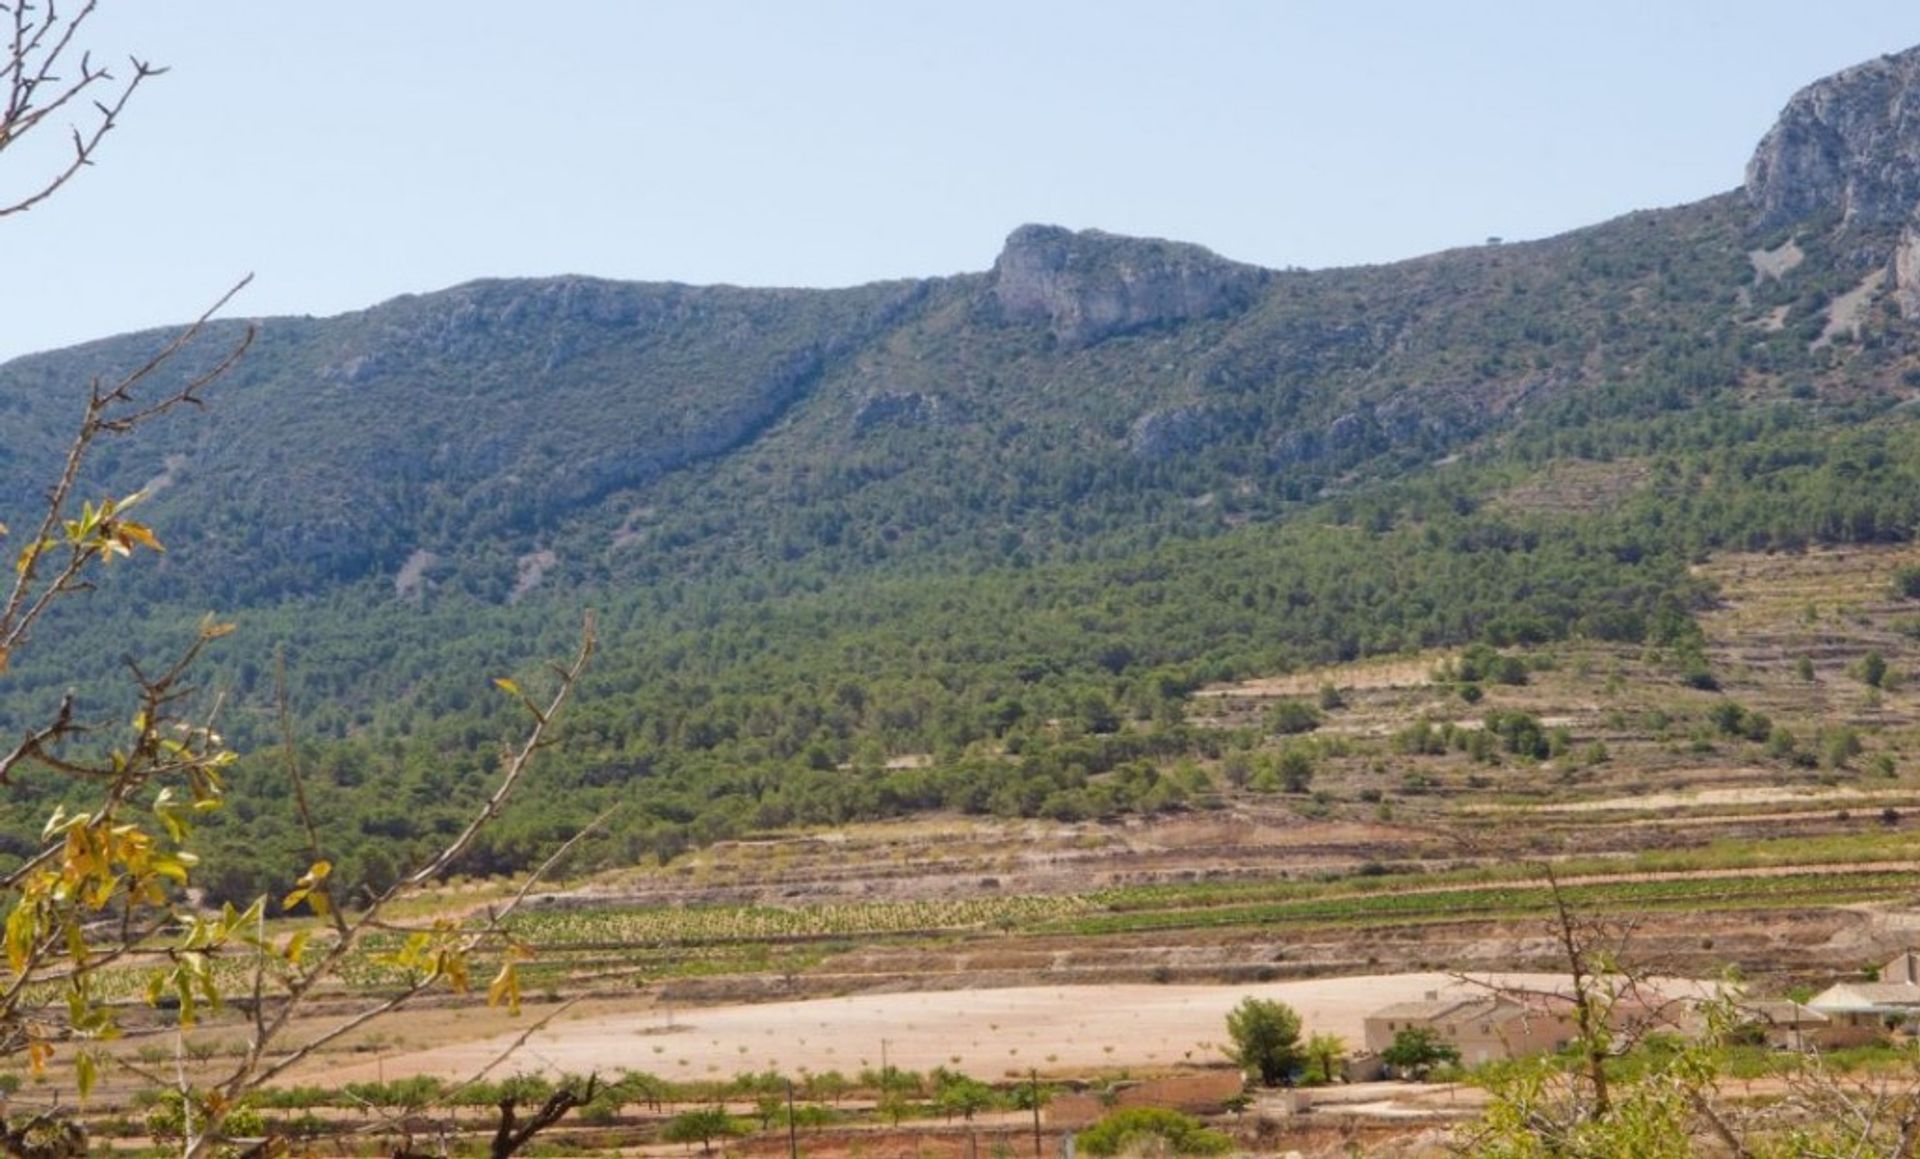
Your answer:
[662,1106,740,1154]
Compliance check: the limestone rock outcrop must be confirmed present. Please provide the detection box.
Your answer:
[1746,46,1920,234]
[990,224,1269,347]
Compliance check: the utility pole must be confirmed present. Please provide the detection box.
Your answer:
[1030,1068,1042,1159]
[786,1079,799,1159]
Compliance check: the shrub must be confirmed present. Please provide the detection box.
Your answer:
[1484,710,1549,759]
[1708,701,1747,735]
[1265,699,1321,736]
[1277,749,1314,793]
[1078,1108,1231,1157]
[1681,664,1719,691]
[1823,727,1863,769]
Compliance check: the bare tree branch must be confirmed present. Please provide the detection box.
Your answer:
[0,1,162,217]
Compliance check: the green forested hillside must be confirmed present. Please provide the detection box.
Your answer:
[8,46,1920,899]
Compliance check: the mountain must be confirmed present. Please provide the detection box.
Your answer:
[8,44,1920,895]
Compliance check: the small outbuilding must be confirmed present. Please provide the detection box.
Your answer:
[1741,1000,1835,1051]
[1806,951,1920,1046]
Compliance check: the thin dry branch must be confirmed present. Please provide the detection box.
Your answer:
[401,614,597,889]
[426,997,583,1113]
[0,0,161,217]
[204,615,597,1119]
[0,274,254,661]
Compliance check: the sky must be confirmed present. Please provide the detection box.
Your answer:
[3,1,1919,359]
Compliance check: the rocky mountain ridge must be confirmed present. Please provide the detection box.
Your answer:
[1745,43,1920,317]
[9,43,1920,889]
[3,44,1920,609]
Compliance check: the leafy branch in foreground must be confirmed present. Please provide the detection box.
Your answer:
[0,298,253,1151]
[1,8,605,1156]
[86,616,598,1159]
[1462,870,1920,1157]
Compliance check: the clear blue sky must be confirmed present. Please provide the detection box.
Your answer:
[3,2,1918,358]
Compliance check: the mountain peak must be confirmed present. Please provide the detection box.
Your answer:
[989,224,1270,347]
[1746,44,1920,233]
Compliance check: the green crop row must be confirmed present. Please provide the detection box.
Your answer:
[1044,871,1920,937]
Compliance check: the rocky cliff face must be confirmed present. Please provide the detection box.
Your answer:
[1746,45,1920,234]
[990,224,1270,347]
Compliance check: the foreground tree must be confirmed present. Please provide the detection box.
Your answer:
[1,0,164,217]
[1464,871,1920,1156]
[0,7,600,1157]
[1224,996,1303,1087]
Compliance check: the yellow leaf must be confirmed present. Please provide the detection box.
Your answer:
[443,951,469,994]
[487,961,521,1015]
[6,900,38,974]
[75,1051,96,1100]
[493,677,521,696]
[283,929,311,964]
[198,615,237,640]
[14,539,50,575]
[117,520,162,552]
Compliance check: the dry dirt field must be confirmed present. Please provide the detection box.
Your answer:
[309,973,1662,1087]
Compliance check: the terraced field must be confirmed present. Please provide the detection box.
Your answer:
[476,545,1920,998]
[64,546,1920,1120]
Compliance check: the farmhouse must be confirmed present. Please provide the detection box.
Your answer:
[1741,1000,1835,1051]
[1363,992,1577,1066]
[1805,952,1920,1045]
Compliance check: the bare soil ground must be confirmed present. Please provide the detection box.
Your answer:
[302,973,1595,1087]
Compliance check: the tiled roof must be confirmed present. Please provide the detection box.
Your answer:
[1368,997,1486,1023]
[1745,1000,1829,1026]
[1368,996,1539,1028]
[1810,982,1920,1011]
